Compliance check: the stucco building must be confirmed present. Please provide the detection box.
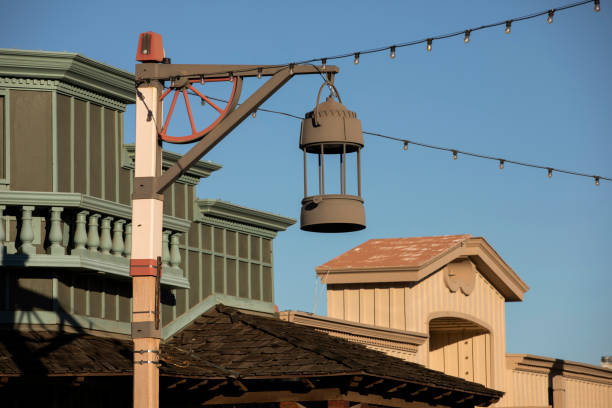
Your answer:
[281,235,612,407]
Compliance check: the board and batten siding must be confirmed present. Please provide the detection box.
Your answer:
[565,377,612,408]
[327,265,507,393]
[6,89,126,200]
[500,369,549,407]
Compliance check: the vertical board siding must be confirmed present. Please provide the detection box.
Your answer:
[327,265,506,392]
[0,96,4,180]
[89,104,101,198]
[565,378,612,408]
[104,108,116,201]
[10,91,53,191]
[57,94,72,192]
[73,99,87,194]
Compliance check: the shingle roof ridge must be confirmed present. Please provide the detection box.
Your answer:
[215,305,368,373]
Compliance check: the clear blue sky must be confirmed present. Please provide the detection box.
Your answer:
[3,1,610,366]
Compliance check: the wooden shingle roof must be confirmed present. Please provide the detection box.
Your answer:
[0,305,503,406]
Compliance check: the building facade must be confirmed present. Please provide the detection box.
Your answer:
[0,49,507,408]
[281,235,612,407]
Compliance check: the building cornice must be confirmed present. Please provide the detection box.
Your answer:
[0,77,127,111]
[507,354,612,385]
[280,311,428,346]
[0,49,135,104]
[197,199,296,232]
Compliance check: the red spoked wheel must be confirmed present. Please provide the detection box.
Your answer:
[158,76,242,144]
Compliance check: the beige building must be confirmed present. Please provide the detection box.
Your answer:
[281,234,612,407]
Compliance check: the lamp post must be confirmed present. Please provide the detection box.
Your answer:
[130,31,363,408]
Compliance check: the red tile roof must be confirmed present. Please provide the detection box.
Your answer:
[317,234,471,271]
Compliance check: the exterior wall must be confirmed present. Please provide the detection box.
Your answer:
[327,263,507,393]
[501,369,550,407]
[161,218,276,330]
[502,355,612,408]
[565,377,612,408]
[429,329,492,387]
[3,88,127,196]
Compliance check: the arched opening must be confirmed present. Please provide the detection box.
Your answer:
[429,317,492,387]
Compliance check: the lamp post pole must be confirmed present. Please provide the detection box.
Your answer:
[130,32,341,408]
[131,80,163,408]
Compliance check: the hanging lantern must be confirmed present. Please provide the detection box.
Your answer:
[299,83,365,233]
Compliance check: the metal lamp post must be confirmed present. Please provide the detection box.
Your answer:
[130,31,364,408]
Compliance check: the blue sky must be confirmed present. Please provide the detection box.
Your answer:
[3,1,610,366]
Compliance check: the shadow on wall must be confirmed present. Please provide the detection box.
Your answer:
[0,247,133,377]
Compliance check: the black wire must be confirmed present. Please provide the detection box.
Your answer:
[185,91,609,184]
[161,0,595,79]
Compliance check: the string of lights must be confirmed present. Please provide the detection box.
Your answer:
[163,0,600,79]
[196,93,610,186]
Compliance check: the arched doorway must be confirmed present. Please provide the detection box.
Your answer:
[428,316,492,387]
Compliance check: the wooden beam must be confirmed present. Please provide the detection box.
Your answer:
[187,379,209,391]
[432,391,451,401]
[409,387,427,397]
[328,401,349,408]
[363,379,383,389]
[349,376,363,387]
[232,379,248,392]
[202,388,452,408]
[301,379,315,390]
[201,388,343,405]
[167,379,187,389]
[208,380,228,391]
[387,383,407,393]
[456,395,473,404]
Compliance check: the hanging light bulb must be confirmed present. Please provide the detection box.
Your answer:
[427,39,433,52]
[200,76,205,85]
[547,10,554,24]
[464,30,471,44]
[505,21,512,34]
[251,110,256,119]
[229,72,234,81]
[595,0,600,12]
[289,63,295,75]
[499,160,504,169]
[390,46,396,59]
[548,168,553,178]
[595,176,600,186]
[322,58,327,70]
[354,53,360,64]
[403,141,409,151]
[452,150,458,160]
[257,68,262,79]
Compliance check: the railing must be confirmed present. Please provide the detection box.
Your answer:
[0,191,191,288]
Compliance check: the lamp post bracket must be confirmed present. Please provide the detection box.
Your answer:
[136,63,339,82]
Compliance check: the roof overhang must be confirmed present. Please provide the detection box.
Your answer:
[316,236,529,302]
[0,48,135,104]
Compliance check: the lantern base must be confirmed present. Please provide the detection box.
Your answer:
[300,194,366,233]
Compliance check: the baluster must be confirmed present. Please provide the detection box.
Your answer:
[0,205,5,246]
[99,216,113,255]
[48,207,65,255]
[123,223,132,258]
[86,214,101,254]
[170,233,181,271]
[111,219,126,257]
[18,206,36,255]
[162,230,171,269]
[73,211,89,254]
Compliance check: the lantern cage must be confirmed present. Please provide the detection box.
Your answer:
[299,83,366,233]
